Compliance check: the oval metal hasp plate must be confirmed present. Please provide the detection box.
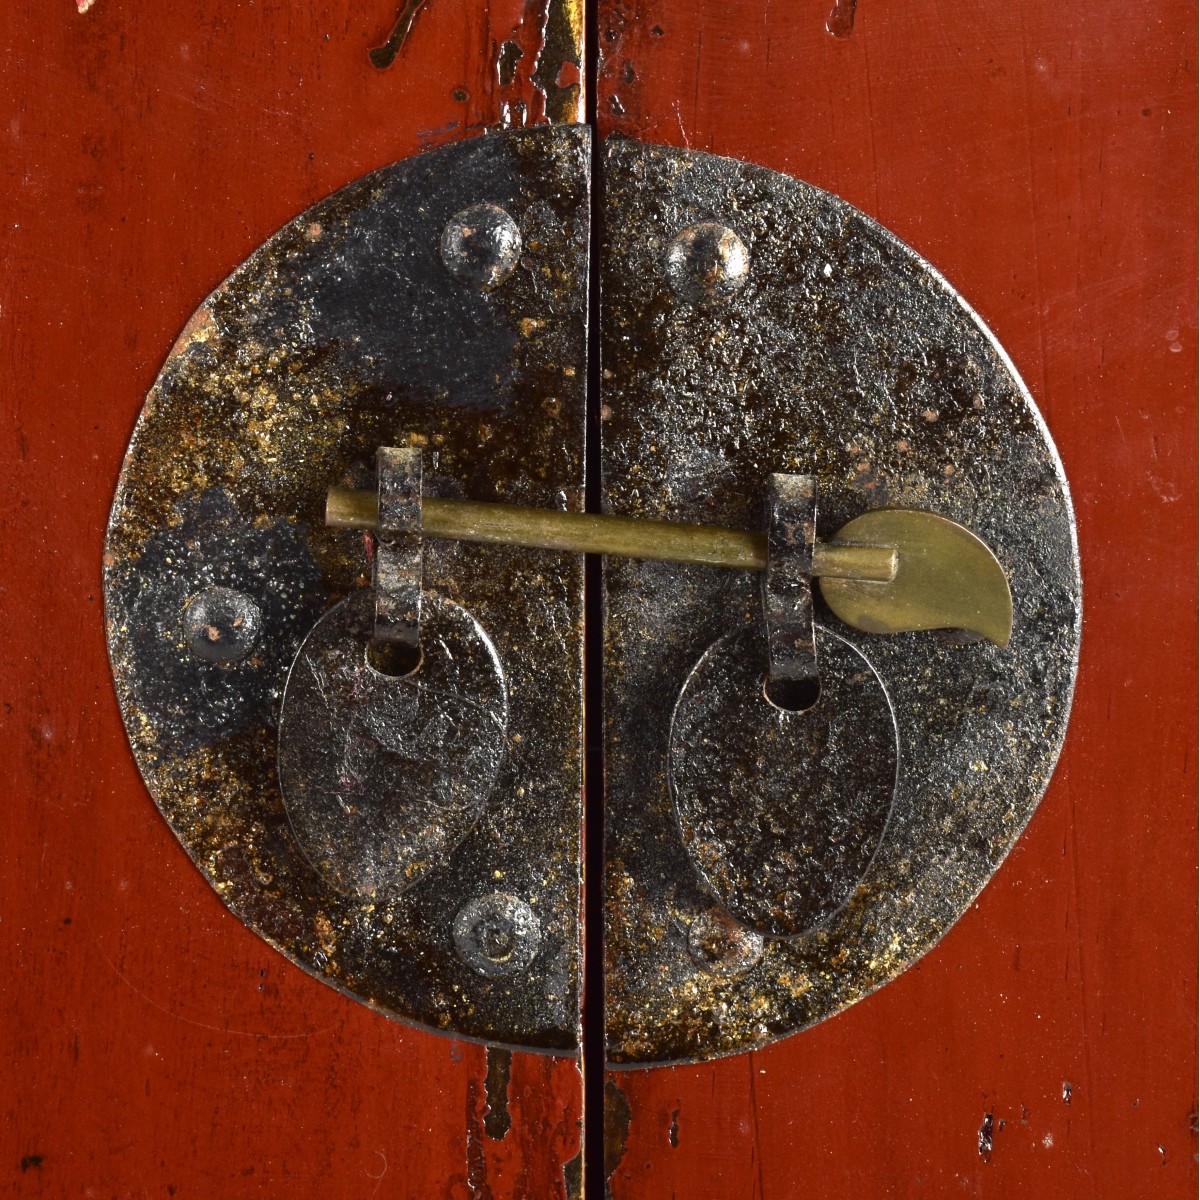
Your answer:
[599,139,1080,1065]
[105,127,590,1052]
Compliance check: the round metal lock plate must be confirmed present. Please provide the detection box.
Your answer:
[599,139,1081,1064]
[104,128,1080,1064]
[104,127,591,1052]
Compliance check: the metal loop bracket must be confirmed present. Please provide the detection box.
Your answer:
[762,473,818,688]
[373,445,423,652]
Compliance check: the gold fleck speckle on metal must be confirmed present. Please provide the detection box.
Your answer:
[105,128,590,1052]
[600,139,1079,1065]
[104,130,1080,1066]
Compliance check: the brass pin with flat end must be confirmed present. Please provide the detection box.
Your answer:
[325,486,1012,645]
[326,487,895,580]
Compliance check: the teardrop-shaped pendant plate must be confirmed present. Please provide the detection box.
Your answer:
[670,625,898,939]
[278,589,508,899]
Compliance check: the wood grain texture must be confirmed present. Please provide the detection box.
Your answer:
[597,1,1197,1196]
[2,0,1195,1195]
[0,2,582,1196]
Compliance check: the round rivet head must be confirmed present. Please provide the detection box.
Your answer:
[665,221,750,303]
[688,908,764,978]
[440,202,522,290]
[453,893,541,977]
[182,587,262,664]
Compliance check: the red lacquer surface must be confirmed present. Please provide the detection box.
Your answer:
[2,0,1195,1196]
[0,2,582,1196]
[597,2,1197,1197]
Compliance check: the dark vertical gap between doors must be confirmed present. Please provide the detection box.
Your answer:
[582,6,608,1196]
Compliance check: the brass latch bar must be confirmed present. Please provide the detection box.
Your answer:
[326,483,1013,646]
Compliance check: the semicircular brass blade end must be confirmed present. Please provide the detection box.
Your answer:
[817,509,1013,647]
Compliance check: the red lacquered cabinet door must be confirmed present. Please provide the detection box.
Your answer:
[1,1,1194,1198]
[0,4,586,1197]
[595,3,1197,1198]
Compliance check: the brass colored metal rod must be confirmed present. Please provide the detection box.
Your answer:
[326,487,898,582]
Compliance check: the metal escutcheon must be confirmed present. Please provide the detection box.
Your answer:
[600,138,1080,1065]
[670,624,898,940]
[278,589,508,899]
[104,127,1081,1063]
[105,126,590,1052]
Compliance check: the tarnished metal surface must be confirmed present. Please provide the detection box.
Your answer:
[762,473,818,691]
[671,624,898,940]
[105,127,590,1051]
[277,588,508,898]
[439,202,523,291]
[106,128,1081,1064]
[600,138,1081,1064]
[182,584,264,666]
[453,893,543,978]
[372,446,423,652]
[664,222,750,305]
[686,907,764,978]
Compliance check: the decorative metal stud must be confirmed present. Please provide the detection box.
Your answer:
[182,586,262,665]
[453,893,542,977]
[440,202,522,290]
[665,221,750,303]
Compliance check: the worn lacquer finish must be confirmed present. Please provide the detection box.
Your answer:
[598,0,1196,1196]
[1,2,585,1195]
[3,0,1196,1194]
